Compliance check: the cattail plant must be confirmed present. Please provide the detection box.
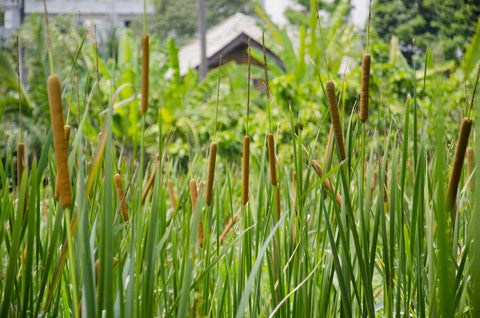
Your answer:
[371,168,377,194]
[141,33,149,115]
[114,173,129,221]
[55,125,71,200]
[312,160,341,206]
[242,38,251,206]
[219,214,239,244]
[267,133,281,219]
[467,147,474,190]
[242,136,250,205]
[190,179,204,248]
[325,124,334,168]
[359,54,371,122]
[205,142,217,206]
[141,156,159,204]
[17,142,25,190]
[47,75,72,209]
[167,179,177,210]
[268,133,277,185]
[446,118,473,215]
[326,80,346,160]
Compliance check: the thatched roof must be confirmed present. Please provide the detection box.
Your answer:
[178,12,284,76]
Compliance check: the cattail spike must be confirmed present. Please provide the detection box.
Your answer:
[64,125,71,144]
[47,75,72,209]
[446,118,473,215]
[190,179,204,248]
[206,142,217,206]
[242,136,250,205]
[326,81,346,160]
[359,54,371,122]
[141,33,149,115]
[190,179,198,210]
[167,179,177,210]
[55,125,71,200]
[268,133,277,185]
[114,174,129,221]
[467,147,474,191]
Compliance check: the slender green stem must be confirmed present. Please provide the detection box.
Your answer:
[64,208,79,318]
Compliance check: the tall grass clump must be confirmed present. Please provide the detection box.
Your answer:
[3,3,480,318]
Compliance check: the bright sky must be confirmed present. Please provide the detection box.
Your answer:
[263,0,370,29]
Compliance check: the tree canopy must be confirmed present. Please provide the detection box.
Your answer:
[150,0,252,43]
[372,0,480,62]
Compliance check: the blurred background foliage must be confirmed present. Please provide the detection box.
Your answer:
[0,0,479,171]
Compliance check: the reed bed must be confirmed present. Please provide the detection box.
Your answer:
[2,15,480,318]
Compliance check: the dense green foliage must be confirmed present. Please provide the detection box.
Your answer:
[1,0,480,317]
[373,0,480,62]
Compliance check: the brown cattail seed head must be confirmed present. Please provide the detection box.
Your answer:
[55,125,71,200]
[242,136,250,205]
[190,179,198,210]
[467,147,474,190]
[359,54,371,122]
[64,125,71,145]
[47,75,72,209]
[205,142,217,206]
[326,81,346,160]
[94,259,100,285]
[190,179,204,247]
[17,142,25,190]
[268,133,277,185]
[167,179,177,210]
[446,118,473,213]
[114,174,129,221]
[292,171,296,192]
[141,33,149,115]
